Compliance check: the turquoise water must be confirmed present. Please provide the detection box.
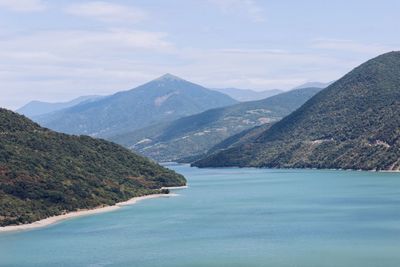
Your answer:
[1,165,400,267]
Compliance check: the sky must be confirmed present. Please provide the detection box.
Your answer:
[1,0,399,110]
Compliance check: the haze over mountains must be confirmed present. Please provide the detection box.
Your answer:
[111,87,321,162]
[17,95,103,118]
[14,54,399,172]
[194,52,400,171]
[17,82,328,119]
[34,74,237,137]
[294,81,333,90]
[213,88,283,101]
[14,74,335,164]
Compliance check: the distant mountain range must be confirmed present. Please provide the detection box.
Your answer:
[15,73,340,166]
[213,88,283,101]
[294,81,333,89]
[194,51,400,171]
[34,74,237,137]
[17,95,103,117]
[0,108,185,226]
[111,87,322,162]
[17,80,330,119]
[213,81,330,102]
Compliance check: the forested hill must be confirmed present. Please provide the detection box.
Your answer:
[0,108,185,226]
[111,87,321,162]
[35,74,237,137]
[194,51,400,171]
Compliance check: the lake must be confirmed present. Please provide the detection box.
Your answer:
[1,165,400,267]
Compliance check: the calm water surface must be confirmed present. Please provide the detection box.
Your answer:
[1,165,400,267]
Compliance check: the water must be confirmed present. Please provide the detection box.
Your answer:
[1,165,400,267]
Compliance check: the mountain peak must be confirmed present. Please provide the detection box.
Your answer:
[156,73,185,82]
[37,72,237,137]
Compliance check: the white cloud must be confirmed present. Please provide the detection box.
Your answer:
[0,27,175,109]
[66,1,146,23]
[0,0,45,12]
[0,32,358,110]
[209,0,265,22]
[312,38,394,55]
[166,47,352,90]
[0,27,385,111]
[0,28,174,56]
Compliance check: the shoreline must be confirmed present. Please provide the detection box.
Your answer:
[162,185,189,190]
[193,165,400,173]
[0,186,187,233]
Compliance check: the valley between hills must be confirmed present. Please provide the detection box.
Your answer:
[2,51,400,228]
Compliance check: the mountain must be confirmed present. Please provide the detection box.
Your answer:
[294,81,333,89]
[193,51,400,171]
[206,123,272,155]
[16,95,102,118]
[0,108,186,226]
[213,88,283,101]
[214,82,331,102]
[35,74,237,137]
[111,87,321,162]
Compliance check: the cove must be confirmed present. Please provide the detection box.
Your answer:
[1,165,400,267]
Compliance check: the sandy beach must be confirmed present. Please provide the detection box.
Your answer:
[0,186,187,233]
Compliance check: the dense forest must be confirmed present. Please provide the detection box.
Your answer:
[193,51,400,171]
[0,108,186,226]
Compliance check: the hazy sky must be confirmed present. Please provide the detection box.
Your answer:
[1,0,399,109]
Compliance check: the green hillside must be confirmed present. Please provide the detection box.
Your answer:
[0,108,185,226]
[111,87,321,162]
[193,51,400,171]
[35,74,236,137]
